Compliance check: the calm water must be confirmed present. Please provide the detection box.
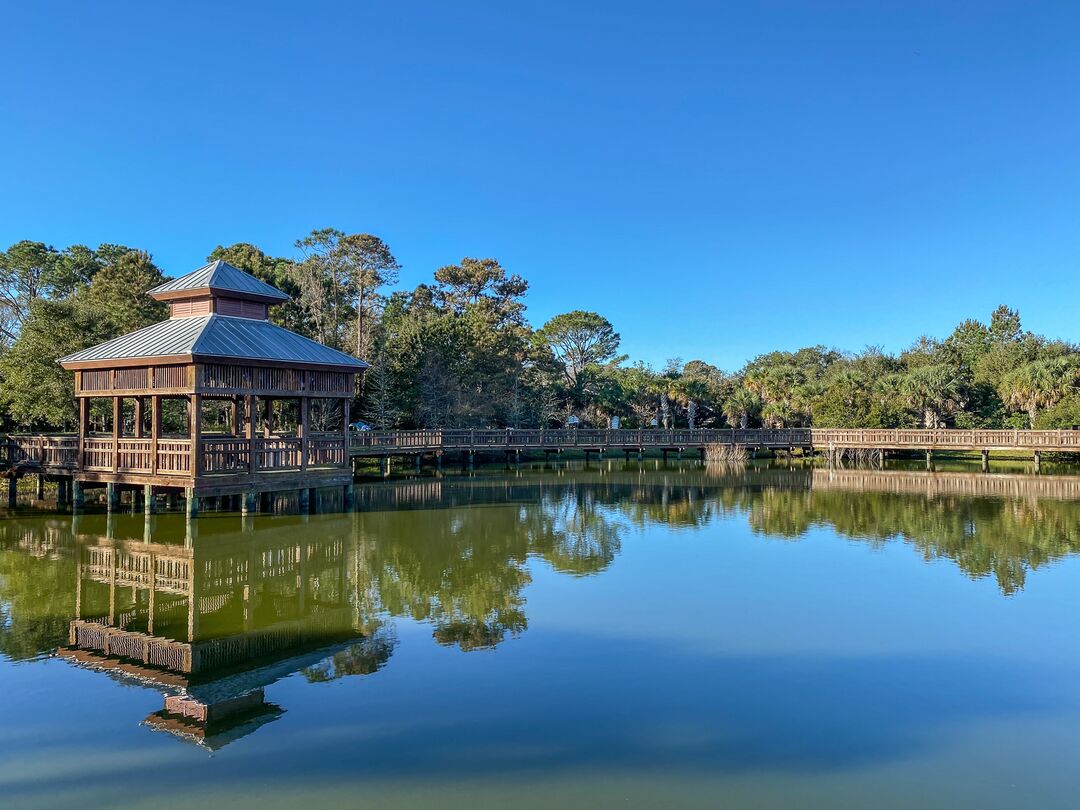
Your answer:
[3,462,1080,809]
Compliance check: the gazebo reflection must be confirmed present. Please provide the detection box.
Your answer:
[57,512,393,749]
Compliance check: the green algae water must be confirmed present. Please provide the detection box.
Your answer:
[3,462,1080,809]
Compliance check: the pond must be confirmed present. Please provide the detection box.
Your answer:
[2,461,1079,809]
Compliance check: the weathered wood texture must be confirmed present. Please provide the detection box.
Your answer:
[7,428,1080,481]
[347,427,1080,455]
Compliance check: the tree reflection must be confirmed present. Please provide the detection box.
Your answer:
[3,467,1080,673]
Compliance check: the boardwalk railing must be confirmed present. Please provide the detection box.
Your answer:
[349,427,1080,455]
[349,428,813,454]
[7,428,1080,473]
[810,428,1080,451]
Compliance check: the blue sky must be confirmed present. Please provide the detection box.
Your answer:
[2,1,1078,369]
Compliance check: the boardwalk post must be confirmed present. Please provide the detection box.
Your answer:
[144,484,155,514]
[106,482,119,512]
[1034,451,1042,474]
[298,487,310,514]
[981,450,990,472]
[184,487,199,519]
[72,480,84,511]
[35,474,45,500]
[6,476,16,508]
[925,450,933,471]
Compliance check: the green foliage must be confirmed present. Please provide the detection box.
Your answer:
[2,221,1077,437]
[0,245,166,429]
[1034,395,1080,429]
[536,310,620,391]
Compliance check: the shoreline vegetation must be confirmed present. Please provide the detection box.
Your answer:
[3,233,1080,436]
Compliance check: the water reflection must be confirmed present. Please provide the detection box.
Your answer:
[2,464,1080,750]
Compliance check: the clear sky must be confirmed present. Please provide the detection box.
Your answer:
[2,1,1078,370]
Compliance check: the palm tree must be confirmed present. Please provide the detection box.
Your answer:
[1000,356,1080,427]
[901,364,964,428]
[722,387,761,429]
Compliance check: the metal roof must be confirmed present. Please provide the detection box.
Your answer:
[146,260,291,302]
[59,315,368,369]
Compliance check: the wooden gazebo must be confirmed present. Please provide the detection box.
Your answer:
[59,260,367,515]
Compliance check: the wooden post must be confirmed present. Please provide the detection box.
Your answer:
[112,396,120,472]
[76,397,88,470]
[150,396,161,476]
[300,396,310,471]
[133,397,144,438]
[343,397,351,463]
[1034,450,1042,474]
[233,396,243,437]
[144,484,155,515]
[190,393,203,477]
[247,394,257,475]
[72,479,84,510]
[35,475,45,500]
[6,476,16,508]
[185,487,199,519]
[106,483,119,512]
[981,449,990,473]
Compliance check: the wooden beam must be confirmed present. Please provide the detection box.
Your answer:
[246,394,257,476]
[150,396,161,476]
[343,397,350,461]
[134,397,144,438]
[78,397,89,469]
[233,396,243,437]
[112,396,120,473]
[190,393,203,477]
[300,396,309,472]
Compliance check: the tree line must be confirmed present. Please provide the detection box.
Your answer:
[2,231,1079,432]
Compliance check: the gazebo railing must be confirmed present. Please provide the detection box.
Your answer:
[5,434,78,468]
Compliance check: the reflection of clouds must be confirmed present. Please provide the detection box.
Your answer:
[13,636,1050,796]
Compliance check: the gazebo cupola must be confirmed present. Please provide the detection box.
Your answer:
[58,260,368,514]
[147,259,290,321]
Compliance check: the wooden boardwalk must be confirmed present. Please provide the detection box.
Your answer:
[346,427,1080,457]
[6,428,1080,480]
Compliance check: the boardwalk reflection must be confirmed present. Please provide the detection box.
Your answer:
[2,464,1080,747]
